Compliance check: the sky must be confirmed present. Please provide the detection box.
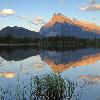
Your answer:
[0,0,100,31]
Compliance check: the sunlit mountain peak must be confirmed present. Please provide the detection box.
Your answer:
[40,13,100,37]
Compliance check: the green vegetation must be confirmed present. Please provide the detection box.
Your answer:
[0,35,100,47]
[0,74,78,100]
[0,35,34,44]
[33,74,75,100]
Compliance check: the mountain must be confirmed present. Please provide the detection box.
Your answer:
[0,26,42,38]
[40,48,100,73]
[45,52,100,73]
[40,13,100,38]
[40,48,100,65]
[0,46,41,61]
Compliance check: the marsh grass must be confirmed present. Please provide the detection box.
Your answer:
[33,74,75,100]
[0,74,76,100]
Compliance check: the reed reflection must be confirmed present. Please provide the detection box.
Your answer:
[0,74,81,100]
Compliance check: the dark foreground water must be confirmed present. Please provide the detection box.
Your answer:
[0,46,100,100]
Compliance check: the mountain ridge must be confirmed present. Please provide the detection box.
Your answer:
[40,13,100,38]
[0,26,42,39]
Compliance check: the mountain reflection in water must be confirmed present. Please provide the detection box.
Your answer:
[0,46,100,100]
[45,53,100,73]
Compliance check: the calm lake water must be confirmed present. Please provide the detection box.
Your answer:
[0,46,100,100]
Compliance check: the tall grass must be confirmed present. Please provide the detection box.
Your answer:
[33,74,75,100]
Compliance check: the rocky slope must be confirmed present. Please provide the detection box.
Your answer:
[40,13,100,38]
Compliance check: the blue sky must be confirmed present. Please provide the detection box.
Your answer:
[0,0,100,31]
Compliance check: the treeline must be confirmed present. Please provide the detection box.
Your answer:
[37,36,99,46]
[0,35,100,46]
[33,36,100,46]
[0,35,34,44]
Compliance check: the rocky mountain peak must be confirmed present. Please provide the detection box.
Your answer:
[51,13,72,23]
[40,13,100,38]
[44,13,73,28]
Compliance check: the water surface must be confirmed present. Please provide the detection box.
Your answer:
[0,46,100,100]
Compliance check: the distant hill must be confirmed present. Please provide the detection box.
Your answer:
[40,13,100,38]
[0,26,42,39]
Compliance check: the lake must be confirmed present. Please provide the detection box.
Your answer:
[0,45,100,100]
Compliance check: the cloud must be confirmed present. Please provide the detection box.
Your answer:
[32,20,46,25]
[0,9,16,16]
[89,0,96,4]
[31,16,46,25]
[59,0,64,4]
[17,15,30,19]
[35,16,44,21]
[27,16,47,32]
[80,4,100,11]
